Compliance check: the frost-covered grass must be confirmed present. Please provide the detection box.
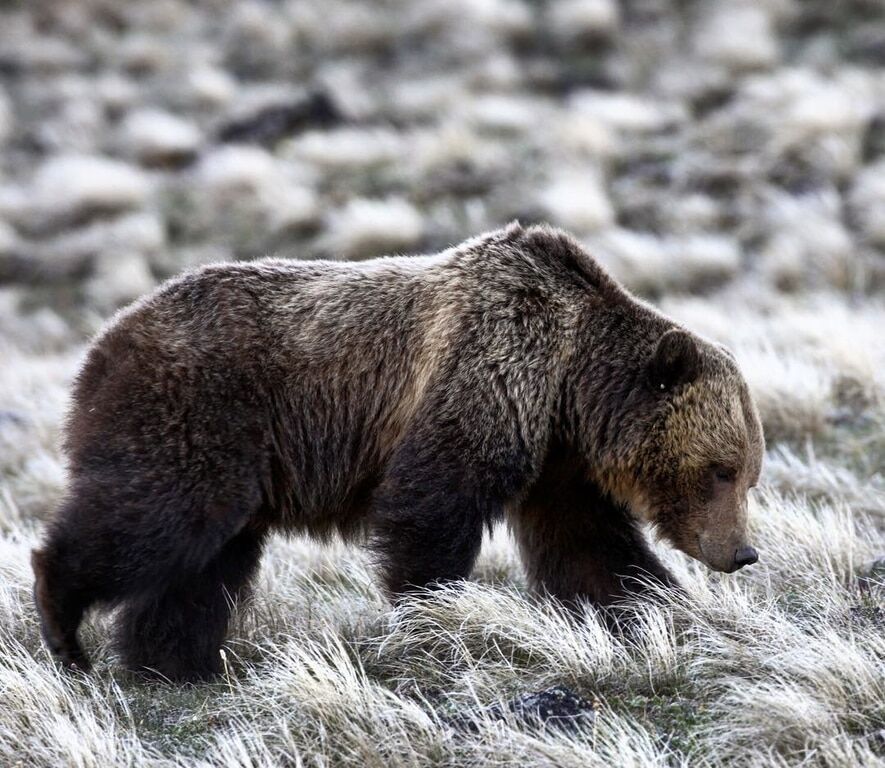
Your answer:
[1,295,883,767]
[0,496,882,767]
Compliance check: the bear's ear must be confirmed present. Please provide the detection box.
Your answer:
[647,329,701,392]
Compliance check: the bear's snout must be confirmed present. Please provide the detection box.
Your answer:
[732,546,758,571]
[697,531,757,573]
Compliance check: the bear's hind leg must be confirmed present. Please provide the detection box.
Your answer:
[116,527,266,682]
[31,546,93,672]
[31,491,134,672]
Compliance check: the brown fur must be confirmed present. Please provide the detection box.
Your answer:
[32,223,764,680]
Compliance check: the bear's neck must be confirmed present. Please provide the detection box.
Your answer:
[558,296,669,471]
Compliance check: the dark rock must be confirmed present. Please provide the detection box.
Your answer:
[768,150,830,195]
[691,86,736,119]
[448,685,597,733]
[862,113,885,162]
[414,160,497,201]
[847,23,885,65]
[0,251,94,285]
[216,91,342,146]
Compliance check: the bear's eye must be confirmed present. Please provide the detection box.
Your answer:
[712,466,737,483]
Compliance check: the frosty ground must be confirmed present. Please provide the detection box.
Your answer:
[0,0,883,766]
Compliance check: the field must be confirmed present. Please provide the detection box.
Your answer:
[0,1,883,765]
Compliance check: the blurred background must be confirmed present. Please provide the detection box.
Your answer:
[0,0,883,519]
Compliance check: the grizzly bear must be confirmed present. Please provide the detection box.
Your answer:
[32,223,763,680]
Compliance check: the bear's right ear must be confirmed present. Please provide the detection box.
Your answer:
[647,329,701,392]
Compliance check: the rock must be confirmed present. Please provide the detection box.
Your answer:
[33,212,167,265]
[450,685,597,733]
[10,155,151,236]
[30,84,105,155]
[86,251,156,311]
[660,194,722,234]
[554,108,617,158]
[187,66,238,108]
[538,171,614,233]
[390,76,469,121]
[406,0,533,48]
[0,220,17,257]
[289,2,396,56]
[94,74,139,118]
[0,31,87,74]
[223,1,293,78]
[547,0,619,42]
[846,21,885,66]
[784,78,867,136]
[0,291,75,352]
[849,160,885,246]
[217,91,341,146]
[263,185,319,235]
[861,113,885,162]
[287,127,404,170]
[121,109,202,168]
[322,197,424,259]
[0,212,165,286]
[133,0,194,33]
[196,145,282,194]
[757,235,806,293]
[569,90,686,133]
[0,251,89,286]
[457,0,533,39]
[0,86,12,145]
[463,94,542,134]
[694,3,780,71]
[738,69,874,144]
[590,229,740,296]
[177,146,319,246]
[118,34,172,77]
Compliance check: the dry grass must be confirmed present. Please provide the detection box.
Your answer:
[1,296,883,768]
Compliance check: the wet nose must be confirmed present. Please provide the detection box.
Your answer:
[734,546,758,569]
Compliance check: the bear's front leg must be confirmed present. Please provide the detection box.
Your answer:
[512,474,679,614]
[368,335,553,599]
[368,414,535,598]
[369,452,497,598]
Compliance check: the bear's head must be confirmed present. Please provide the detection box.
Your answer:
[589,328,764,573]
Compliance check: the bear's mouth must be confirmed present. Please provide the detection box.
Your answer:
[696,535,733,573]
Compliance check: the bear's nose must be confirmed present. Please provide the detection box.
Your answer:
[733,546,758,569]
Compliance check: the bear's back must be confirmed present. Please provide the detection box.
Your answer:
[65,251,466,527]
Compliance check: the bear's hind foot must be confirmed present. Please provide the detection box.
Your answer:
[31,548,92,673]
